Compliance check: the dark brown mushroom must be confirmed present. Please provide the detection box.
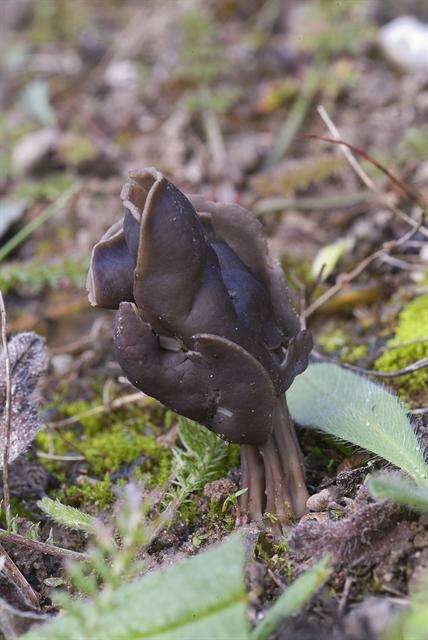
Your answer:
[87,167,313,526]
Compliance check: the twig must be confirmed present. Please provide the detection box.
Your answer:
[380,254,421,271]
[0,182,81,264]
[343,357,428,378]
[36,452,85,462]
[0,529,87,562]
[317,105,376,191]
[48,392,155,429]
[0,544,39,609]
[316,104,428,237]
[0,292,11,531]
[304,221,421,318]
[317,106,426,209]
[312,350,428,378]
[338,576,353,616]
[255,190,372,215]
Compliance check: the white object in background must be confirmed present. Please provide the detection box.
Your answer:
[379,15,428,73]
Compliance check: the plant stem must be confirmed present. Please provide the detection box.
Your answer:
[239,397,308,529]
[0,292,11,531]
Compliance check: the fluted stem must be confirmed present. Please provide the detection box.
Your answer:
[239,397,308,530]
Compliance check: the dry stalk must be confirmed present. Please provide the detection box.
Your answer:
[0,544,39,609]
[316,104,428,237]
[0,292,11,531]
[0,529,87,563]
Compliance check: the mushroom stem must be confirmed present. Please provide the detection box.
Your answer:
[239,397,308,529]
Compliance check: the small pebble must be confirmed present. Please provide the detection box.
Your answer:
[306,486,338,512]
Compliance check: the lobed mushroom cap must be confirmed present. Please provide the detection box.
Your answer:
[87,168,312,445]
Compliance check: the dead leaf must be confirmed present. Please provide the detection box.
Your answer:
[0,333,48,466]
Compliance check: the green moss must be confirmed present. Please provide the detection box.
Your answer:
[178,500,199,525]
[318,329,348,353]
[202,499,235,532]
[81,425,171,484]
[318,328,368,364]
[57,475,115,511]
[375,295,428,400]
[37,395,173,516]
[343,343,368,364]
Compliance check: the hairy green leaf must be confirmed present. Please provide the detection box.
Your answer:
[287,363,428,485]
[367,473,428,513]
[251,556,331,640]
[23,534,249,640]
[38,497,96,534]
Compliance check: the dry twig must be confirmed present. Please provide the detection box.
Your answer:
[312,350,428,379]
[0,544,39,609]
[304,222,421,318]
[343,357,428,379]
[316,104,428,237]
[0,293,11,531]
[0,530,87,563]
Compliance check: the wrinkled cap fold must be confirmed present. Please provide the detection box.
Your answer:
[87,167,312,445]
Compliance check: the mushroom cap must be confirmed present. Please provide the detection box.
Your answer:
[87,168,313,445]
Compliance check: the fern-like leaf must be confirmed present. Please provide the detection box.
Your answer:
[172,418,231,496]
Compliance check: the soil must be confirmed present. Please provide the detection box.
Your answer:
[0,1,427,638]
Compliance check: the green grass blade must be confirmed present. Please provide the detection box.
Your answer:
[251,556,331,640]
[0,182,80,264]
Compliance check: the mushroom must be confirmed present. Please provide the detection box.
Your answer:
[87,168,312,526]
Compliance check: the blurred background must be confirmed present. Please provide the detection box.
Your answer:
[0,0,427,370]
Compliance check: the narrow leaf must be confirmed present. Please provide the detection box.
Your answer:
[311,236,354,281]
[38,497,96,534]
[287,363,428,486]
[367,473,428,513]
[251,556,331,640]
[22,534,249,640]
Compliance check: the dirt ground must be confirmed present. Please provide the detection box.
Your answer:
[0,1,427,638]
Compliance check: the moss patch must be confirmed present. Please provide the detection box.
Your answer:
[56,475,115,511]
[374,295,428,402]
[37,396,172,512]
[318,328,368,364]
